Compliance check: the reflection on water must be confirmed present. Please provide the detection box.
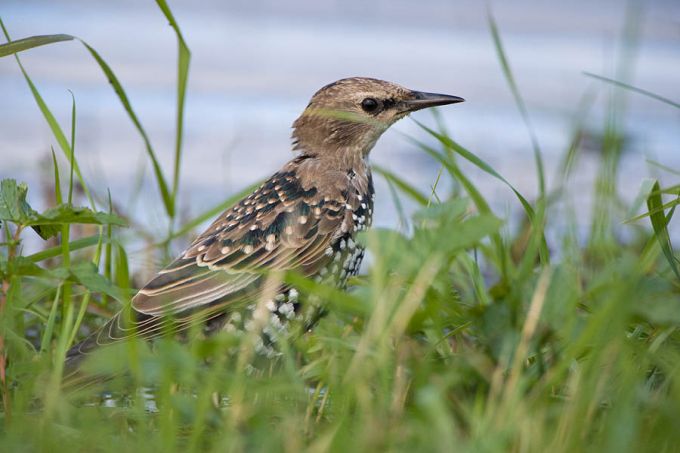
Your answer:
[1,0,679,254]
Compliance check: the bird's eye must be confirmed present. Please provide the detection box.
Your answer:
[361,98,380,113]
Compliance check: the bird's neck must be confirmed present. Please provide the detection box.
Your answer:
[296,147,370,173]
[291,114,381,163]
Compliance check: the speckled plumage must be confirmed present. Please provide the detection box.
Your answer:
[65,77,463,366]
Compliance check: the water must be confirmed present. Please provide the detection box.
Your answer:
[1,0,679,258]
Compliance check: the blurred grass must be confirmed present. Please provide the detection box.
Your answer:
[1,2,680,452]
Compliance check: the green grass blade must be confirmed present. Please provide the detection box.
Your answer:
[0,32,73,57]
[413,138,510,279]
[50,149,63,205]
[584,72,680,109]
[625,178,656,221]
[411,121,537,221]
[25,235,101,262]
[39,285,62,353]
[68,90,76,204]
[647,181,680,280]
[625,181,679,223]
[646,159,680,176]
[0,21,175,218]
[373,164,429,206]
[488,10,545,196]
[78,40,174,217]
[155,0,191,212]
[0,21,95,209]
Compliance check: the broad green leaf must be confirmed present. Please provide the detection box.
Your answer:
[30,204,127,227]
[413,198,468,226]
[0,179,34,223]
[415,213,503,255]
[0,180,126,239]
[31,223,61,241]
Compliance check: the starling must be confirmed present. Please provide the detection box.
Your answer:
[65,77,463,366]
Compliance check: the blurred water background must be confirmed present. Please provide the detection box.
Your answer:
[1,0,679,257]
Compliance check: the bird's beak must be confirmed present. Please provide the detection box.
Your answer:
[402,91,465,112]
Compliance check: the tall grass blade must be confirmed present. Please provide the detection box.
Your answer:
[155,0,191,213]
[373,165,429,206]
[410,122,537,221]
[25,235,101,262]
[79,41,174,217]
[584,72,680,109]
[0,32,72,57]
[0,21,95,209]
[488,10,545,196]
[646,181,680,280]
[0,22,175,218]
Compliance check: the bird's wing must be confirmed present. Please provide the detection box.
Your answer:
[132,165,350,317]
[69,161,354,356]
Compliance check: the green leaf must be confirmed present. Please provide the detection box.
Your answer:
[25,235,101,263]
[634,296,680,325]
[0,179,34,223]
[40,285,62,353]
[29,203,126,239]
[29,204,127,227]
[0,179,125,238]
[69,261,128,303]
[30,224,61,241]
[413,198,468,225]
[412,122,537,221]
[0,33,73,58]
[0,22,96,209]
[412,139,510,280]
[647,180,680,281]
[625,178,657,220]
[7,256,53,278]
[415,213,503,255]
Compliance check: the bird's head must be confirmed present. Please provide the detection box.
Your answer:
[291,77,463,162]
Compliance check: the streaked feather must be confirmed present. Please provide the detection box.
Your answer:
[65,154,373,366]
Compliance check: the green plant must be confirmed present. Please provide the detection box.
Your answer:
[0,2,679,452]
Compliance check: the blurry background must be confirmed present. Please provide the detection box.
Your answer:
[1,0,679,255]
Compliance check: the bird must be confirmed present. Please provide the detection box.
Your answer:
[64,77,464,370]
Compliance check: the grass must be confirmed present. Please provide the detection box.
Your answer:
[1,2,680,452]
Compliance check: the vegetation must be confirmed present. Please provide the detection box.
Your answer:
[1,2,679,451]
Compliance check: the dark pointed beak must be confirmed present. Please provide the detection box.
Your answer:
[402,91,465,112]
